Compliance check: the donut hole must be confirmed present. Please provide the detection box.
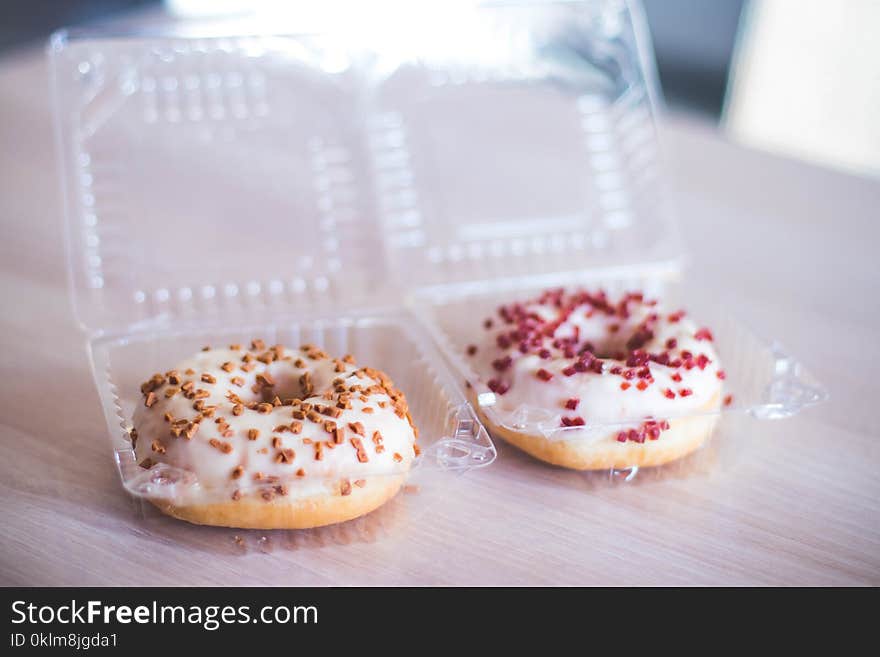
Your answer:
[555,316,645,359]
[585,335,632,359]
[253,360,345,403]
[249,364,311,403]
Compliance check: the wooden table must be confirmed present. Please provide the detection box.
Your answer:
[1,45,877,586]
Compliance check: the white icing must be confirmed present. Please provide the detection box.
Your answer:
[133,345,417,504]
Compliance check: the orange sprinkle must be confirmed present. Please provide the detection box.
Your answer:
[350,437,369,463]
[256,372,275,387]
[209,439,233,454]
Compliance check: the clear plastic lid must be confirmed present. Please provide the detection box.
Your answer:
[368,0,678,291]
[50,0,678,335]
[51,26,386,334]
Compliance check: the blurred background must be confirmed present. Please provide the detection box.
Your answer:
[1,0,878,178]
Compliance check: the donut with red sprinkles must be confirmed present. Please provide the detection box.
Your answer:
[466,288,724,470]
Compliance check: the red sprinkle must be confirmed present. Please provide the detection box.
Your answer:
[679,388,693,397]
[636,380,648,391]
[492,355,513,371]
[724,394,734,406]
[626,350,649,367]
[535,368,553,382]
[620,382,631,391]
[671,372,682,382]
[716,370,726,380]
[561,366,577,377]
[560,416,586,427]
[665,338,677,349]
[663,389,676,399]
[564,398,580,410]
[616,432,627,442]
[487,378,509,395]
[694,328,714,341]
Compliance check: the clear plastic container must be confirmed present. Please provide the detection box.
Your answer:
[50,0,824,533]
[88,310,493,546]
[415,277,826,443]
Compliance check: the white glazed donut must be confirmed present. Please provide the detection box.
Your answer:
[466,289,727,470]
[132,341,419,529]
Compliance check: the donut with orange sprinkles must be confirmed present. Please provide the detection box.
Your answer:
[132,341,419,529]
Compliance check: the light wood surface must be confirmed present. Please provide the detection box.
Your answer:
[1,45,878,586]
